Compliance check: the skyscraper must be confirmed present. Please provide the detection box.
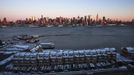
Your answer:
[3,17,7,25]
[88,15,91,25]
[103,16,106,22]
[132,19,134,24]
[96,14,99,22]
[41,15,43,19]
[102,16,107,25]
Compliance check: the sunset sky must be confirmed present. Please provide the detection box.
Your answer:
[0,0,134,21]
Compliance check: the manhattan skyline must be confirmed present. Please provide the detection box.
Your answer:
[0,0,134,21]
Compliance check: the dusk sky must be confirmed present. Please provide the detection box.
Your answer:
[0,0,134,21]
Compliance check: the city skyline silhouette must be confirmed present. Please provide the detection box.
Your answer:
[0,0,134,21]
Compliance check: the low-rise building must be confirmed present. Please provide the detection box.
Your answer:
[10,48,117,71]
[121,47,134,59]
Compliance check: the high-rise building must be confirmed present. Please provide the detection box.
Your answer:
[102,16,107,25]
[84,16,87,25]
[88,15,91,25]
[41,15,43,19]
[96,14,99,22]
[132,19,134,24]
[0,19,1,25]
[103,16,106,21]
[3,17,7,25]
[33,16,36,21]
[31,16,34,21]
